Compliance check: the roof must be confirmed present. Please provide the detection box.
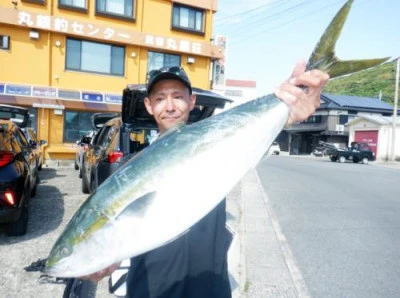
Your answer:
[347,115,400,126]
[225,79,257,88]
[321,93,396,112]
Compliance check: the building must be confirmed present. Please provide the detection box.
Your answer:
[347,115,400,161]
[278,93,399,155]
[0,0,223,160]
[213,79,257,112]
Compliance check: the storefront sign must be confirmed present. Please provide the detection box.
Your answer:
[105,94,122,104]
[58,89,81,100]
[5,84,31,96]
[0,8,223,59]
[32,86,57,98]
[0,84,4,94]
[82,92,103,102]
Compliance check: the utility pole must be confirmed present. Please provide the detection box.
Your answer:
[391,58,400,161]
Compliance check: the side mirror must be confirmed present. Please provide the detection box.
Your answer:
[29,140,38,149]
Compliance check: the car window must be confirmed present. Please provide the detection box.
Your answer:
[15,129,29,148]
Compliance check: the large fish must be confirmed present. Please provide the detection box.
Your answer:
[45,0,389,277]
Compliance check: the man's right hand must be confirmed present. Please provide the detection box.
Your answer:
[80,262,121,283]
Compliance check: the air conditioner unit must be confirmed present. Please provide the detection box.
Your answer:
[335,124,345,133]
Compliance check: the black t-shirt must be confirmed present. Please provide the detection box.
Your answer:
[126,199,232,298]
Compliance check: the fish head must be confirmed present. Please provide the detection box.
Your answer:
[44,201,120,277]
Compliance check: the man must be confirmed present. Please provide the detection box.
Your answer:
[85,62,329,297]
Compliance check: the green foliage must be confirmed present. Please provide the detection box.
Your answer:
[324,60,397,104]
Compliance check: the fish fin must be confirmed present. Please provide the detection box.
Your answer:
[306,0,390,78]
[324,58,391,79]
[116,191,157,219]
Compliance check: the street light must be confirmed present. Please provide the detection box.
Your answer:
[391,57,399,161]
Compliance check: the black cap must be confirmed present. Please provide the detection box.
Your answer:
[147,66,192,95]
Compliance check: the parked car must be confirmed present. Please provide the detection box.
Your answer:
[269,142,281,155]
[0,104,39,236]
[21,127,47,170]
[319,141,375,164]
[80,85,231,194]
[74,131,94,173]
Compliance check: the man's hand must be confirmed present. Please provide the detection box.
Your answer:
[80,262,121,283]
[275,60,329,125]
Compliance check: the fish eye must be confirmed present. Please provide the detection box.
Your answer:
[60,246,72,257]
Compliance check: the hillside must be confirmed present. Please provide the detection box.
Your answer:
[323,60,397,104]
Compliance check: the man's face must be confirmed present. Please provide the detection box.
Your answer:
[144,79,196,134]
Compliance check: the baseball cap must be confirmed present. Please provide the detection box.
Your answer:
[147,66,192,95]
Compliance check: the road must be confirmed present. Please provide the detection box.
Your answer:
[257,156,400,298]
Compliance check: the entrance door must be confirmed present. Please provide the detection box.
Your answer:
[354,130,378,157]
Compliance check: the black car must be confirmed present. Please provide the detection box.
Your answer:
[81,85,231,194]
[21,127,47,170]
[0,105,39,236]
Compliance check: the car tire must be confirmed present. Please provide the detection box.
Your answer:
[338,156,346,163]
[6,195,28,236]
[82,174,90,194]
[79,169,82,179]
[74,159,79,170]
[361,157,369,164]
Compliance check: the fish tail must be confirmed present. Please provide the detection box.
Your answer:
[306,0,390,78]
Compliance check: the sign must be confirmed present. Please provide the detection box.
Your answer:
[0,84,4,94]
[105,94,122,104]
[58,89,81,100]
[82,92,103,102]
[32,86,57,98]
[5,84,31,96]
[0,8,223,59]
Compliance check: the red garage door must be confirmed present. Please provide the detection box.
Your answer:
[355,130,378,157]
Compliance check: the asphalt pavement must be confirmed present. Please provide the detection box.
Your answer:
[2,155,397,298]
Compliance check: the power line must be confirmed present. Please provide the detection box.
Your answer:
[214,0,294,25]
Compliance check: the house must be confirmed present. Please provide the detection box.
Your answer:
[347,115,400,161]
[276,93,398,155]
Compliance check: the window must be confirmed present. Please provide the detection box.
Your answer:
[59,0,86,10]
[172,4,204,33]
[27,108,38,131]
[0,35,10,50]
[22,0,45,4]
[147,51,181,73]
[96,0,134,19]
[302,115,322,124]
[64,111,95,143]
[66,38,125,76]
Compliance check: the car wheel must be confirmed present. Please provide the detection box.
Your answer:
[361,157,369,164]
[338,156,346,163]
[82,174,90,194]
[74,158,79,170]
[6,195,28,236]
[79,168,82,179]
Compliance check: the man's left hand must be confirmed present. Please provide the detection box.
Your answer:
[275,60,330,126]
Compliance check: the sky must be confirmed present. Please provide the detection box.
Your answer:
[213,0,400,97]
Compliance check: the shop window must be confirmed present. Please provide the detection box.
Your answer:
[0,35,10,50]
[59,0,87,10]
[147,51,181,74]
[96,0,134,19]
[172,4,204,34]
[64,111,95,143]
[66,38,125,76]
